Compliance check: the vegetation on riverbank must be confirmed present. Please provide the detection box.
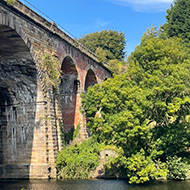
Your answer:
[56,137,103,179]
[56,0,190,184]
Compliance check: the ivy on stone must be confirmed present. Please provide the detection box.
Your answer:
[4,0,15,5]
[40,53,61,91]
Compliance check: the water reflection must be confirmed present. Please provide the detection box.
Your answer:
[129,180,190,190]
[0,179,190,190]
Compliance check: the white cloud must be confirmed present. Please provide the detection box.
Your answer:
[107,0,173,12]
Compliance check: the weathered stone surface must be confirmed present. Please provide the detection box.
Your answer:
[92,150,118,179]
[0,0,111,179]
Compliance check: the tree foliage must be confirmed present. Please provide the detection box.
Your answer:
[83,35,190,153]
[81,33,190,183]
[78,30,127,75]
[166,156,188,180]
[107,59,127,75]
[95,47,107,63]
[126,149,167,184]
[162,0,190,41]
[78,30,126,61]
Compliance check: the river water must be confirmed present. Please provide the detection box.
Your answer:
[0,179,190,190]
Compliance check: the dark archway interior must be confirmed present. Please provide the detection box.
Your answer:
[60,56,78,134]
[0,25,37,178]
[84,69,98,137]
[84,69,97,92]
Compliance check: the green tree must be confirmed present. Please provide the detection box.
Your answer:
[78,30,126,61]
[81,34,190,183]
[95,47,107,63]
[83,36,190,152]
[107,59,127,75]
[162,0,190,41]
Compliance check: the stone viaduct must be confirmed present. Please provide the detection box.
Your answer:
[0,0,111,179]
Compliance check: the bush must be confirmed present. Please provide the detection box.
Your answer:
[126,149,167,184]
[166,156,188,180]
[56,138,103,179]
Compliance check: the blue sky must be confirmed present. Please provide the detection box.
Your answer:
[19,0,173,57]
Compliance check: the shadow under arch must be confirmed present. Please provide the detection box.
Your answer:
[84,69,98,92]
[60,56,79,135]
[84,69,98,137]
[0,25,37,178]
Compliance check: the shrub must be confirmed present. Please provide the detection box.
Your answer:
[166,156,188,180]
[56,138,103,179]
[126,149,167,184]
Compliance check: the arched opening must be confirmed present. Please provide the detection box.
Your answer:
[84,69,98,92]
[0,25,37,178]
[60,56,79,135]
[84,69,98,137]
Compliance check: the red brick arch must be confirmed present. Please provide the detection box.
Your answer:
[60,56,80,132]
[84,69,98,92]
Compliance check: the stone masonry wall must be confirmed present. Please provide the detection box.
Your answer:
[0,56,49,178]
[0,0,111,179]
